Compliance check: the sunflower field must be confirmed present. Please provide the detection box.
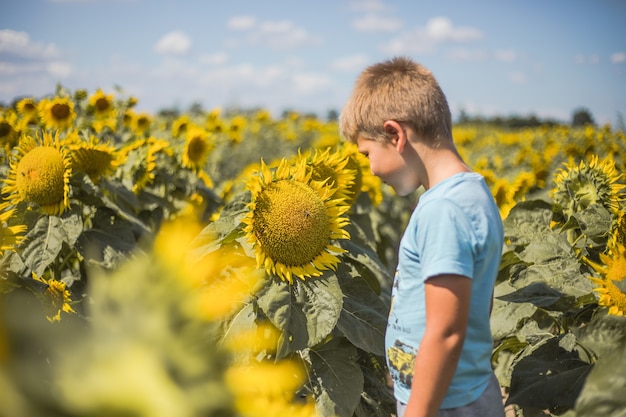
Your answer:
[1,85,625,417]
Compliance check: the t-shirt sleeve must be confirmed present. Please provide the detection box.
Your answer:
[415,199,475,281]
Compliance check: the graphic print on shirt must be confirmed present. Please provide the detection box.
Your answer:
[386,270,416,390]
[387,340,416,388]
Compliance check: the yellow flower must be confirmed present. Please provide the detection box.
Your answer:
[551,155,625,217]
[181,125,213,172]
[491,178,516,219]
[0,202,27,256]
[171,114,191,138]
[0,111,20,150]
[31,272,77,322]
[588,243,626,316]
[242,158,350,284]
[153,216,263,320]
[338,141,383,205]
[38,96,76,131]
[225,358,313,417]
[228,115,247,144]
[16,97,38,117]
[308,147,356,201]
[68,134,122,182]
[133,112,152,136]
[3,131,72,215]
[88,89,116,119]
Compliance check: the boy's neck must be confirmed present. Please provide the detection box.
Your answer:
[415,143,471,190]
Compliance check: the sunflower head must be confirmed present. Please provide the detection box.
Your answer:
[182,126,214,171]
[589,243,626,316]
[0,112,20,150]
[16,97,38,117]
[3,131,72,215]
[551,155,625,218]
[69,134,122,182]
[242,158,350,284]
[304,147,355,202]
[31,272,77,322]
[38,97,76,131]
[338,141,383,206]
[171,115,191,138]
[88,89,116,118]
[0,202,27,256]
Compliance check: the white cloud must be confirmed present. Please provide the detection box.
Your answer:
[611,52,626,64]
[383,17,483,54]
[330,54,370,72]
[508,71,527,84]
[575,54,600,65]
[425,17,483,42]
[446,48,487,61]
[228,15,257,31]
[0,29,62,59]
[47,61,73,77]
[244,20,322,49]
[292,73,333,94]
[348,0,391,13]
[154,31,192,56]
[494,49,517,62]
[198,53,229,65]
[352,14,403,32]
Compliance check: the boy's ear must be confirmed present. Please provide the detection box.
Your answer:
[383,120,407,153]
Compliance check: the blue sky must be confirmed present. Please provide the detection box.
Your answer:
[1,0,625,125]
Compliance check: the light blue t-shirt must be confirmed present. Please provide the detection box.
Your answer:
[385,172,504,408]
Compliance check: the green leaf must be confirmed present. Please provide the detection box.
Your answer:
[510,236,594,297]
[504,199,554,247]
[336,272,389,356]
[256,275,343,358]
[21,215,68,276]
[492,282,538,341]
[574,314,626,359]
[77,207,139,270]
[506,335,593,412]
[339,239,393,297]
[498,281,577,312]
[308,337,364,417]
[572,335,626,417]
[572,204,612,246]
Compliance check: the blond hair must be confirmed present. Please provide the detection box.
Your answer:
[339,56,452,144]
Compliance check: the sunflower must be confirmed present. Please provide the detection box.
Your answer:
[551,155,625,218]
[491,178,516,219]
[338,141,383,206]
[225,357,318,417]
[206,108,224,133]
[3,131,72,215]
[0,202,27,256]
[31,272,77,322]
[607,210,626,255]
[128,137,173,193]
[16,97,38,118]
[68,134,122,182]
[302,147,355,202]
[0,111,20,150]
[88,89,116,119]
[182,125,214,171]
[133,112,152,136]
[242,158,350,284]
[171,115,191,138]
[228,115,247,144]
[588,243,626,316]
[38,96,76,131]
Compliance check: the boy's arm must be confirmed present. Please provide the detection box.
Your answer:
[404,274,472,417]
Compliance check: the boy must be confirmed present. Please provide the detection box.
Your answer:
[339,57,505,417]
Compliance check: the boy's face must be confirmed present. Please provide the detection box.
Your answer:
[355,135,417,196]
